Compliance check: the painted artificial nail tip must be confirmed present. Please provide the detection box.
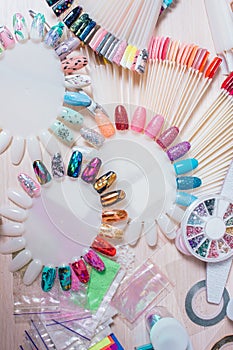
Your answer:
[44,22,64,47]
[63,6,83,28]
[115,105,129,130]
[100,190,126,207]
[67,150,82,178]
[70,13,89,33]
[51,153,65,178]
[145,115,164,139]
[71,259,89,283]
[33,160,52,185]
[50,120,74,144]
[62,56,88,74]
[95,111,116,138]
[41,266,56,292]
[46,0,59,6]
[13,13,29,42]
[91,235,116,257]
[17,173,41,197]
[93,171,117,194]
[30,13,45,41]
[167,141,191,161]
[0,43,4,56]
[64,74,91,89]
[135,49,149,74]
[81,157,102,183]
[80,127,105,148]
[0,25,15,49]
[176,176,202,190]
[83,249,105,272]
[64,91,91,107]
[58,265,72,291]
[58,106,84,126]
[156,126,179,149]
[174,158,198,175]
[99,223,124,239]
[102,209,128,223]
[131,106,146,133]
[176,192,197,207]
[52,0,74,17]
[55,37,80,60]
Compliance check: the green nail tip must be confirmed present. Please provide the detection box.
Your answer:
[41,266,56,292]
[67,151,83,178]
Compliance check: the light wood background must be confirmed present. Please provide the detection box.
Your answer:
[0,1,233,349]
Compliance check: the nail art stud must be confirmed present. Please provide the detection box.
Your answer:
[58,265,72,291]
[67,150,83,178]
[80,127,105,148]
[44,22,64,47]
[156,126,179,149]
[174,158,198,175]
[93,171,117,194]
[52,0,74,17]
[115,105,129,130]
[167,141,191,161]
[51,152,65,178]
[0,25,15,48]
[17,173,41,197]
[83,249,105,272]
[13,13,29,42]
[145,115,164,139]
[41,266,56,292]
[131,106,146,133]
[30,13,45,41]
[81,157,102,183]
[33,160,52,185]
[71,259,89,283]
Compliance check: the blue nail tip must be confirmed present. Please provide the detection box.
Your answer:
[41,266,56,292]
[176,192,197,207]
[176,176,202,190]
[64,91,91,107]
[67,151,83,178]
[174,158,198,175]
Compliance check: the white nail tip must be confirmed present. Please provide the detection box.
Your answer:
[0,237,26,254]
[0,223,25,236]
[39,129,60,156]
[8,189,33,208]
[157,214,177,240]
[23,259,42,285]
[11,136,25,165]
[166,204,185,223]
[27,136,42,162]
[0,206,28,222]
[9,249,32,272]
[144,221,158,247]
[0,130,12,154]
[125,220,142,246]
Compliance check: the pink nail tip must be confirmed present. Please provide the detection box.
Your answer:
[83,249,105,272]
[115,105,129,130]
[156,126,179,149]
[0,25,15,49]
[145,115,164,139]
[71,259,89,284]
[112,40,127,65]
[167,141,191,161]
[17,173,41,197]
[131,106,146,133]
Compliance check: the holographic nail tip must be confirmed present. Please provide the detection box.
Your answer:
[100,190,126,207]
[33,160,52,185]
[93,171,117,194]
[71,259,89,283]
[17,173,41,197]
[91,235,116,256]
[83,249,105,272]
[167,141,191,161]
[81,157,102,183]
[13,13,29,42]
[67,150,83,178]
[51,152,65,178]
[0,25,15,48]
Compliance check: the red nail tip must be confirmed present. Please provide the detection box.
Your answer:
[161,37,170,61]
[221,72,233,90]
[156,126,179,149]
[91,236,116,257]
[71,259,90,284]
[205,57,222,78]
[115,105,129,130]
[83,249,105,271]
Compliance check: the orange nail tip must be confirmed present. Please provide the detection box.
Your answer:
[205,57,222,78]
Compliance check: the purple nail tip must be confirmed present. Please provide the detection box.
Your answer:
[81,157,102,183]
[167,141,191,161]
[83,249,105,271]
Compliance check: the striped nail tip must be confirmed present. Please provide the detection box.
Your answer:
[33,160,52,185]
[58,106,84,125]
[176,176,202,190]
[81,157,102,183]
[80,127,105,148]
[100,190,126,207]
[93,171,117,194]
[174,158,198,175]
[13,13,29,42]
[0,25,15,48]
[17,173,41,197]
[156,126,179,149]
[67,150,83,178]
[51,152,65,178]
[91,235,116,257]
[71,260,89,283]
[115,105,129,130]
[131,106,147,133]
[83,249,105,272]
[58,265,72,291]
[95,112,116,138]
[167,141,191,161]
[41,266,56,292]
[175,192,197,207]
[112,40,128,65]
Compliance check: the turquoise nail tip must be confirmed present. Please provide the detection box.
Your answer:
[174,158,198,175]
[58,265,71,291]
[67,150,83,178]
[64,91,91,107]
[41,266,56,292]
[176,192,197,206]
[176,176,202,190]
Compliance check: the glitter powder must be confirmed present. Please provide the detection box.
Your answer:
[188,234,205,249]
[194,202,208,217]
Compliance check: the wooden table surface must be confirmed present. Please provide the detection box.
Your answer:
[0,1,233,349]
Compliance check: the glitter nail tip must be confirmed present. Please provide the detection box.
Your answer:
[83,249,105,272]
[41,266,56,292]
[44,22,64,47]
[33,160,52,185]
[51,152,65,178]
[156,126,179,149]
[99,223,124,239]
[23,259,43,285]
[131,106,147,133]
[17,173,41,197]
[176,176,202,190]
[93,171,117,194]
[59,107,84,126]
[81,157,102,183]
[9,249,32,272]
[58,265,72,291]
[71,259,89,283]
[167,142,191,161]
[50,120,74,145]
[91,235,116,256]
[174,158,198,175]
[145,115,164,139]
[95,111,116,138]
[0,237,26,254]
[67,150,83,178]
[115,105,129,130]
[102,209,128,223]
[176,192,197,207]
[80,127,105,148]
[100,190,126,207]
